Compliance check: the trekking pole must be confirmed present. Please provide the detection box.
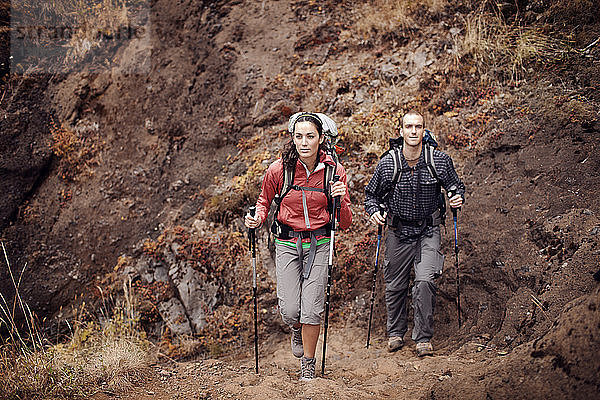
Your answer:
[322,175,340,375]
[248,206,259,373]
[366,204,385,348]
[447,186,462,328]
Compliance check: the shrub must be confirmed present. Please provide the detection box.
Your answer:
[333,233,376,302]
[339,108,397,158]
[49,118,100,181]
[340,104,433,159]
[198,305,252,358]
[142,225,269,358]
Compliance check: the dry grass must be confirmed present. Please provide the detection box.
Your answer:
[0,243,154,399]
[339,105,436,159]
[354,0,447,39]
[340,109,396,157]
[455,13,571,82]
[0,324,152,399]
[0,348,82,399]
[12,0,142,64]
[65,0,131,64]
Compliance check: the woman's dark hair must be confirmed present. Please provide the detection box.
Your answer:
[282,114,326,171]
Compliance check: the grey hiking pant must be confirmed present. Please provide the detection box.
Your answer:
[275,240,329,326]
[383,226,444,343]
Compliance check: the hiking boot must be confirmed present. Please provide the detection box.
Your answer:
[416,341,434,357]
[387,336,404,352]
[300,356,316,381]
[291,327,304,358]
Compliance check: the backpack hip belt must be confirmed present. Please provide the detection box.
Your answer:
[272,223,330,279]
[387,209,441,230]
[271,220,330,240]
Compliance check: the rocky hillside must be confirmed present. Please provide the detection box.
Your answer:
[1,0,599,398]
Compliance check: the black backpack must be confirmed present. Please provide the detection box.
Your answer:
[380,129,447,223]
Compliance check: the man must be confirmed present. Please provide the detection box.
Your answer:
[364,110,465,356]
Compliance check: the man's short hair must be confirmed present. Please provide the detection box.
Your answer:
[402,110,425,129]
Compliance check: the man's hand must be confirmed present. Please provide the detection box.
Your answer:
[245,212,261,229]
[369,211,386,226]
[448,194,463,209]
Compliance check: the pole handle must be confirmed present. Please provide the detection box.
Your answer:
[447,186,461,213]
[330,175,341,229]
[333,175,341,204]
[377,203,385,234]
[248,206,256,248]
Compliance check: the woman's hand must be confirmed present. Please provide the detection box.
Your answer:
[245,212,262,229]
[330,180,347,199]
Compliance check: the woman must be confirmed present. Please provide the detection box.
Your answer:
[245,112,352,381]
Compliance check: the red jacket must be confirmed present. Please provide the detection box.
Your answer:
[256,151,352,231]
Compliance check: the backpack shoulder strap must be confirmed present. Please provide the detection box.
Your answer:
[381,147,402,203]
[274,165,295,216]
[282,166,294,196]
[390,147,402,186]
[270,164,294,237]
[423,144,448,225]
[424,144,440,184]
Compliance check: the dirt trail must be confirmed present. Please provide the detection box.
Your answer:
[116,326,498,400]
[102,283,600,400]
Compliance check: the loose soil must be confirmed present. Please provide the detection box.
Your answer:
[102,282,600,400]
